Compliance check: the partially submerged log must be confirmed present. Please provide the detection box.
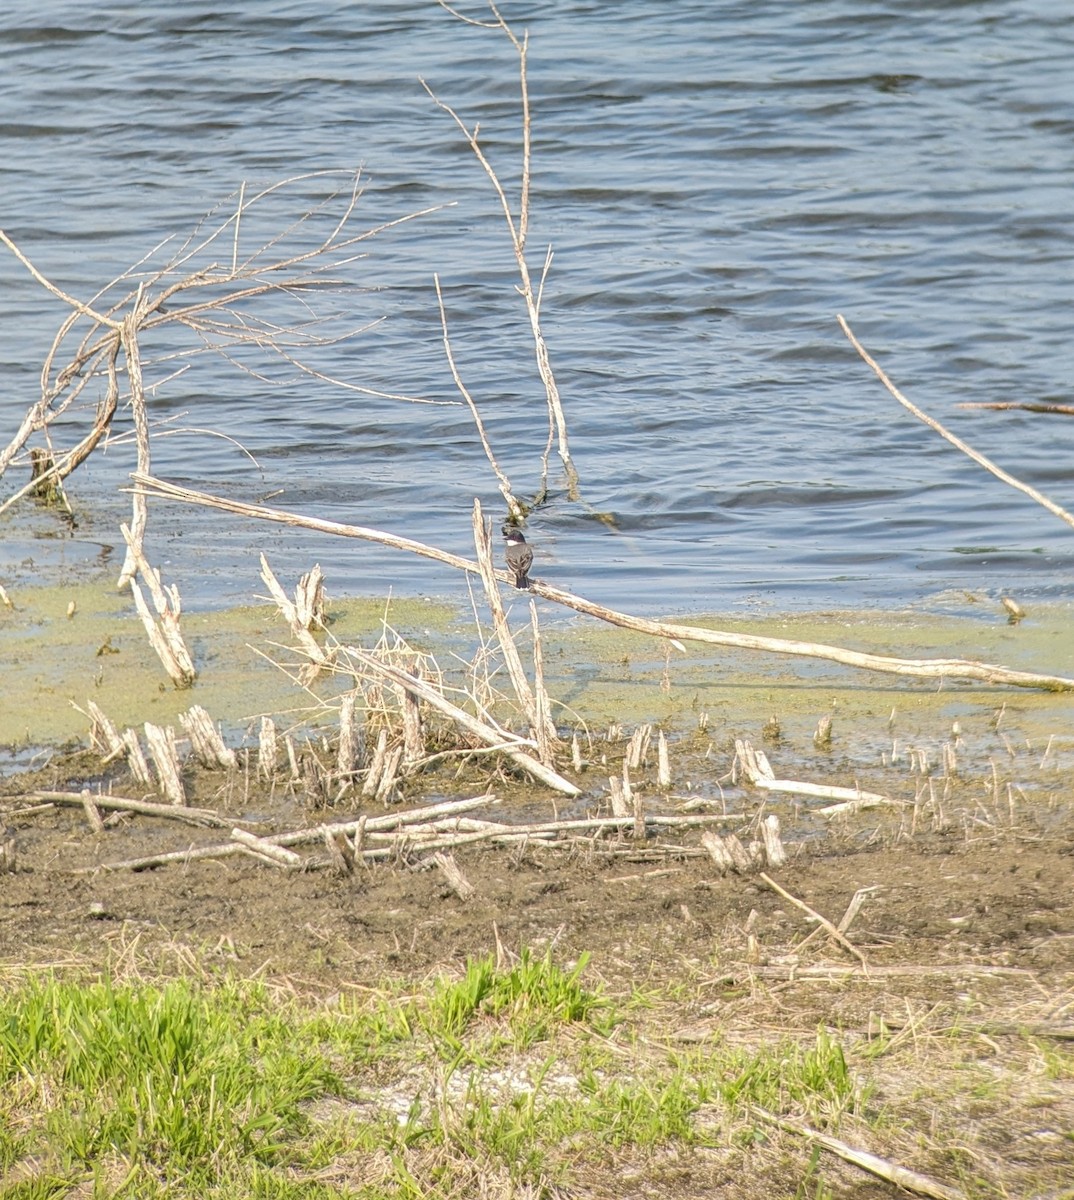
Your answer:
[130,474,1074,693]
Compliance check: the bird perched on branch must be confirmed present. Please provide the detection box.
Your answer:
[502,524,533,589]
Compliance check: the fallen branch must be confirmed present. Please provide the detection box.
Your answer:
[751,1107,966,1200]
[958,400,1074,416]
[839,313,1074,531]
[128,474,1074,692]
[82,795,498,871]
[25,791,232,828]
[83,806,745,873]
[735,739,896,808]
[230,828,302,868]
[759,871,868,969]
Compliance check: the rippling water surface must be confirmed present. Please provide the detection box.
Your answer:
[2,1,1073,614]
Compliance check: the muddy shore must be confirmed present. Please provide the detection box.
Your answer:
[2,582,1072,1196]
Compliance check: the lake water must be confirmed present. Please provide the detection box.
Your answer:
[2,1,1073,616]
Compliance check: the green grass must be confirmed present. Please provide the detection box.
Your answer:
[0,975,335,1182]
[0,953,872,1199]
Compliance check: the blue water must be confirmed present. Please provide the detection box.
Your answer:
[2,1,1073,614]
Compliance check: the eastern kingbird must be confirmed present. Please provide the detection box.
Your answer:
[502,524,534,589]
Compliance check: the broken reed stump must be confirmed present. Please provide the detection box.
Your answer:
[86,700,124,759]
[656,729,671,788]
[122,523,196,688]
[259,554,331,674]
[122,727,153,787]
[258,716,279,780]
[0,825,16,874]
[701,815,786,876]
[362,728,389,798]
[400,688,424,765]
[29,447,67,507]
[179,705,237,771]
[336,692,360,783]
[433,850,476,900]
[324,826,356,875]
[144,723,186,805]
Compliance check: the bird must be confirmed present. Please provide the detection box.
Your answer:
[502,524,534,589]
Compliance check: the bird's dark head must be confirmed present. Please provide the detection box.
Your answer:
[502,524,526,543]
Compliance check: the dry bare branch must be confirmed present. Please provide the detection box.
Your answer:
[424,5,577,498]
[1,173,442,577]
[130,473,1074,692]
[751,1108,966,1200]
[437,276,524,519]
[839,313,1074,530]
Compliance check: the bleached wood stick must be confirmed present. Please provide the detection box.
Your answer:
[258,716,278,780]
[323,827,355,875]
[122,728,153,786]
[759,872,868,968]
[337,692,358,778]
[751,1107,965,1200]
[757,778,891,803]
[27,791,231,827]
[760,815,786,867]
[230,828,302,867]
[86,701,123,757]
[81,791,105,834]
[361,727,387,796]
[179,705,237,771]
[736,738,891,806]
[144,723,185,804]
[656,729,671,789]
[701,830,754,875]
[130,473,1074,691]
[259,554,329,665]
[432,851,476,900]
[839,313,1074,532]
[121,522,196,687]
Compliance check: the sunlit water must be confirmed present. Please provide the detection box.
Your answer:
[2,1,1073,616]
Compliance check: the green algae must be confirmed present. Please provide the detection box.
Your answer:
[1,575,1072,759]
[538,605,1074,765]
[0,580,462,749]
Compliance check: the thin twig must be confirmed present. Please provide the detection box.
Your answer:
[839,314,1074,530]
[435,274,523,518]
[759,872,868,968]
[424,4,577,493]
